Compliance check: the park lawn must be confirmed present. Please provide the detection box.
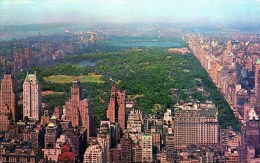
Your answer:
[43,74,104,83]
[41,90,64,96]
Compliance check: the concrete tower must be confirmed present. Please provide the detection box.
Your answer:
[246,107,260,148]
[63,80,95,140]
[0,72,18,122]
[23,71,42,120]
[106,85,117,123]
[255,59,260,106]
[106,85,126,133]
[141,134,153,162]
[227,40,232,54]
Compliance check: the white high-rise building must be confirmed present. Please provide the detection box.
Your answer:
[84,143,104,163]
[23,72,42,120]
[127,108,143,133]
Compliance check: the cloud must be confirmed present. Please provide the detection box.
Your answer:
[0,0,31,6]
[44,0,85,3]
[0,0,260,25]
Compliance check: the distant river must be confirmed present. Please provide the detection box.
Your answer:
[0,26,86,41]
[112,41,182,47]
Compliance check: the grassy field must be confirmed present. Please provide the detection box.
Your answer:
[41,90,64,96]
[43,73,104,83]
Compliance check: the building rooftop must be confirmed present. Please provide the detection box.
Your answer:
[50,115,57,120]
[48,123,55,127]
[174,101,218,118]
[24,71,38,83]
[248,107,259,120]
[59,152,77,161]
[257,58,260,65]
[142,134,152,139]
[248,146,255,150]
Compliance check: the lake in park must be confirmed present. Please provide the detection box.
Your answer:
[76,60,96,67]
[112,41,182,47]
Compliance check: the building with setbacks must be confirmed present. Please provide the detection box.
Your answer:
[84,142,104,163]
[106,85,126,134]
[0,72,18,124]
[63,80,95,141]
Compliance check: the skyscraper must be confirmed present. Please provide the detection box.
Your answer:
[141,134,153,162]
[165,129,174,162]
[0,72,18,122]
[127,108,143,133]
[106,85,126,133]
[107,85,117,123]
[23,72,42,120]
[227,40,232,54]
[97,121,111,162]
[0,105,12,131]
[151,128,161,153]
[121,136,132,163]
[245,107,260,148]
[63,80,95,140]
[84,143,104,163]
[255,59,260,106]
[45,115,60,148]
[174,101,218,149]
[132,145,142,163]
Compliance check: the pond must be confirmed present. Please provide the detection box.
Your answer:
[76,60,96,67]
[112,41,182,47]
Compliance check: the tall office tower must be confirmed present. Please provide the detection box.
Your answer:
[110,148,122,163]
[117,89,126,133]
[23,72,42,120]
[121,136,132,163]
[84,143,104,163]
[0,72,18,122]
[98,120,112,162]
[127,108,143,133]
[106,85,126,133]
[0,105,12,131]
[24,47,31,68]
[227,40,232,54]
[44,115,60,148]
[132,145,142,163]
[89,32,96,44]
[141,134,153,163]
[165,128,174,162]
[151,127,161,152]
[174,101,218,149]
[107,85,117,123]
[255,59,260,106]
[63,80,95,140]
[245,107,260,148]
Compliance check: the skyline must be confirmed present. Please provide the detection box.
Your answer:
[1,0,260,26]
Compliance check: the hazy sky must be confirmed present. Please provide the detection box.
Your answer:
[1,0,260,25]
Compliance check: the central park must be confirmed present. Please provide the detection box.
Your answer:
[16,37,240,131]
